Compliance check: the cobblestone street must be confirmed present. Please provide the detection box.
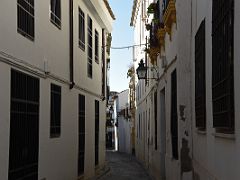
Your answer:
[99,151,151,180]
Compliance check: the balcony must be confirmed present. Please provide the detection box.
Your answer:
[157,23,166,50]
[163,0,176,38]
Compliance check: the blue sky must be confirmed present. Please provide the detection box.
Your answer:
[108,0,134,93]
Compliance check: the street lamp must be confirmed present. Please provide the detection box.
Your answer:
[136,59,147,80]
[136,59,159,80]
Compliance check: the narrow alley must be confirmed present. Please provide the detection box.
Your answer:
[99,151,151,180]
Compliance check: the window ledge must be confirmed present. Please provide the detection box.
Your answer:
[212,132,235,140]
[50,19,61,30]
[196,129,206,135]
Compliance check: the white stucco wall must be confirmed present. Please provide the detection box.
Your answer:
[0,0,112,179]
[191,1,240,180]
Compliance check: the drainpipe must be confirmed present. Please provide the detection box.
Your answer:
[69,0,75,89]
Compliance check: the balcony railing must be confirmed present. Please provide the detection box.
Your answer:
[163,0,176,38]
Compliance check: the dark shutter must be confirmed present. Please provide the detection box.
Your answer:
[78,94,85,175]
[95,100,100,165]
[9,69,39,180]
[17,0,35,39]
[87,16,93,78]
[195,20,206,129]
[50,0,61,27]
[171,69,178,160]
[79,8,85,50]
[154,91,158,150]
[50,84,61,138]
[212,0,234,130]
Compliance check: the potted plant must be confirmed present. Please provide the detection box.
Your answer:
[145,23,151,31]
[147,3,156,14]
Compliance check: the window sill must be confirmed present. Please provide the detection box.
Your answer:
[17,29,34,41]
[50,19,61,30]
[196,129,206,135]
[78,45,85,51]
[212,132,235,140]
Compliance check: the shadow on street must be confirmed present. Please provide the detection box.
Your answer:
[99,150,152,180]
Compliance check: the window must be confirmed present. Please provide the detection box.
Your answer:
[154,91,158,150]
[95,100,99,166]
[79,8,85,50]
[17,0,35,40]
[102,29,106,96]
[212,0,234,132]
[9,70,39,180]
[50,84,61,138]
[95,30,99,63]
[195,20,206,129]
[87,16,93,78]
[78,94,85,175]
[171,69,178,160]
[50,0,61,28]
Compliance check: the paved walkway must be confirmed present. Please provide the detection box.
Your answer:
[99,151,151,180]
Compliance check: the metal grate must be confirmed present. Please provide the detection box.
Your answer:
[79,8,85,51]
[87,16,93,78]
[171,69,178,160]
[212,0,234,130]
[195,20,206,129]
[50,84,61,138]
[17,0,35,40]
[95,100,100,166]
[9,69,39,180]
[154,91,158,150]
[102,29,106,97]
[78,94,85,175]
[95,30,99,63]
[50,0,61,28]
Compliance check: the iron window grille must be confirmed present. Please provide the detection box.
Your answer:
[102,29,106,97]
[195,20,206,129]
[78,94,85,175]
[212,0,234,132]
[79,8,85,51]
[171,69,178,160]
[17,0,35,40]
[50,0,61,28]
[95,100,100,166]
[95,30,99,63]
[50,84,61,138]
[9,69,39,180]
[87,16,93,78]
[154,91,158,150]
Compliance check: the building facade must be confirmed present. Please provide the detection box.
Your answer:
[131,0,240,180]
[116,89,132,154]
[0,0,114,179]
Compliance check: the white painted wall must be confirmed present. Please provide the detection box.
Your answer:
[116,90,132,154]
[0,0,113,179]
[191,1,240,180]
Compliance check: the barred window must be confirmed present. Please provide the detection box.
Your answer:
[101,29,106,96]
[9,69,39,180]
[17,0,35,40]
[212,0,234,132]
[154,91,158,150]
[95,30,99,63]
[87,16,93,78]
[195,20,206,129]
[171,69,178,160]
[95,100,99,166]
[50,0,61,28]
[79,8,85,51]
[78,94,85,175]
[50,84,61,138]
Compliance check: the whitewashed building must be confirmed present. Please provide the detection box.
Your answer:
[0,0,114,180]
[131,0,240,180]
[116,89,132,154]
